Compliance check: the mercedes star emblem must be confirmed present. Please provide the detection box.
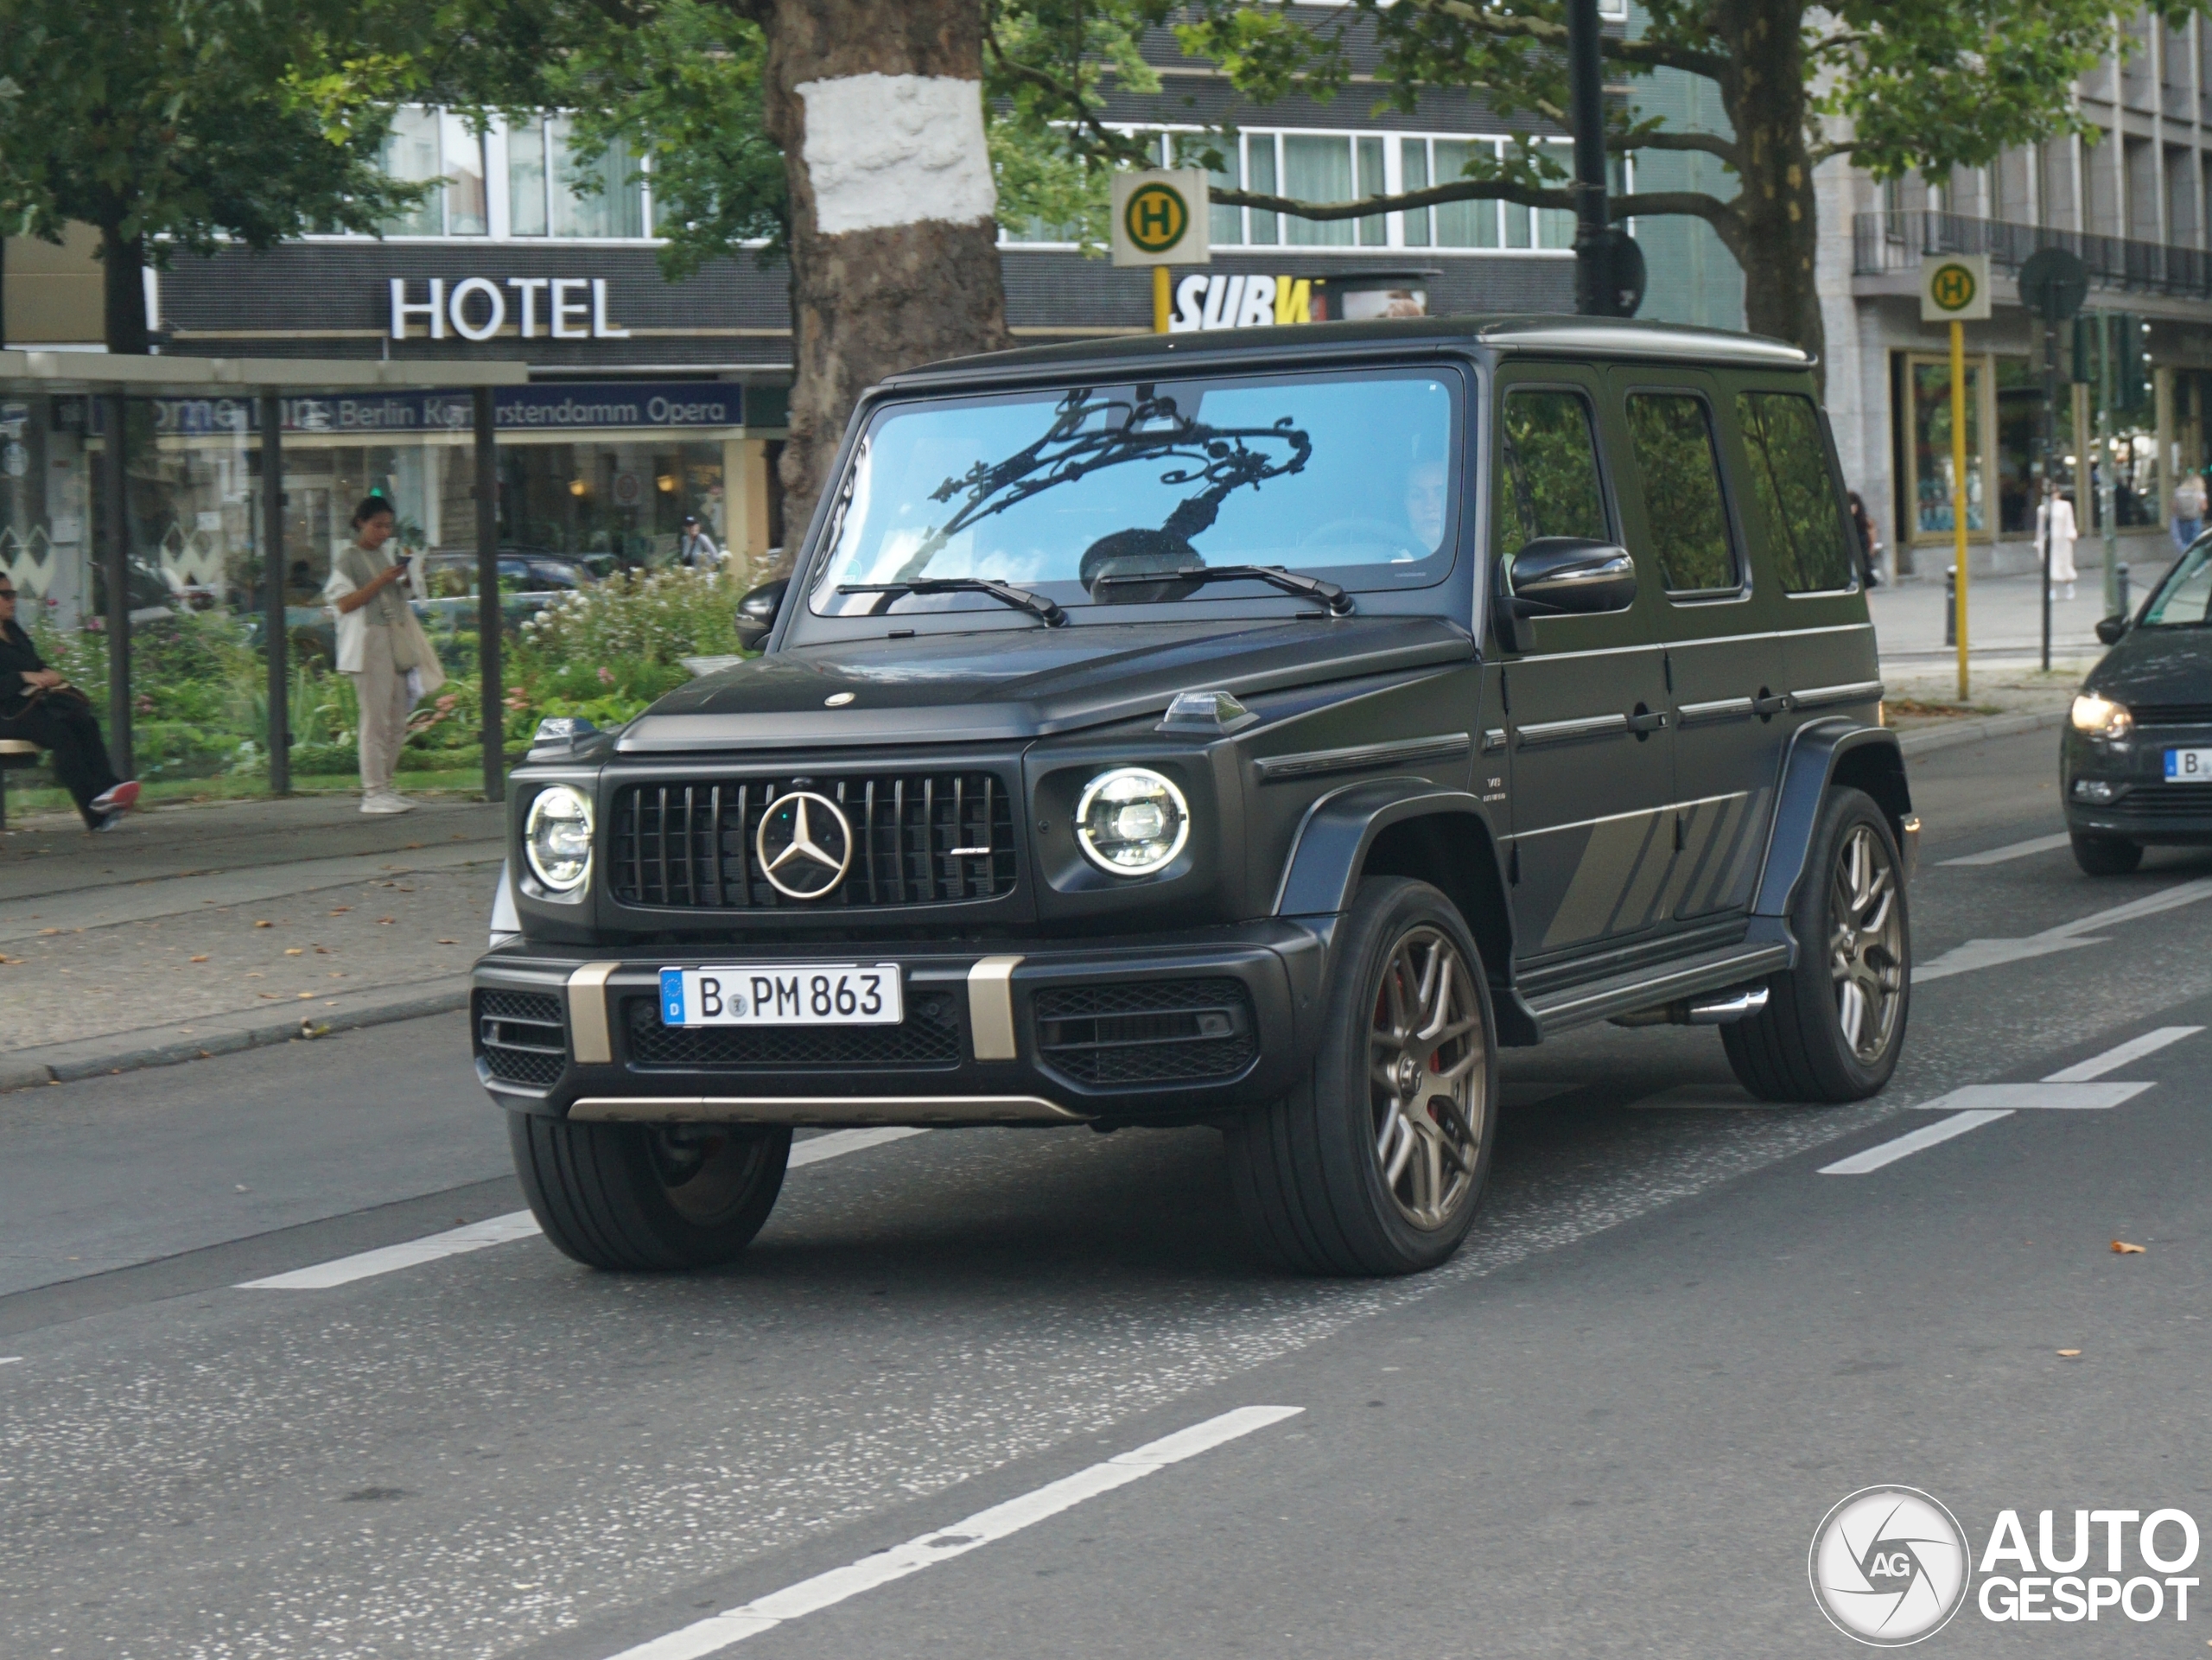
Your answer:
[756,790,853,900]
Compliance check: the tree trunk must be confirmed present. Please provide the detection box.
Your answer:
[760,0,1011,555]
[1712,0,1823,377]
[99,223,151,355]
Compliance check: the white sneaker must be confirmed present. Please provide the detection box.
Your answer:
[360,791,416,815]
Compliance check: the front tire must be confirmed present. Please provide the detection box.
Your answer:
[1723,786,1910,1103]
[1224,878,1498,1275]
[510,1116,791,1270]
[2070,831,2143,875]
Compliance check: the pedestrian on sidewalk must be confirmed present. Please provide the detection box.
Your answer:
[327,497,443,816]
[2038,479,2078,602]
[2173,470,2208,551]
[678,513,721,570]
[0,577,139,830]
[1847,492,1883,587]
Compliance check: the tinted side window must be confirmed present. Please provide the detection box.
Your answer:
[1736,391,1854,593]
[1625,393,1737,593]
[1498,389,1607,559]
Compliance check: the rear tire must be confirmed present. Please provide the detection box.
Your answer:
[1224,877,1498,1275]
[1723,787,1910,1103]
[509,1115,791,1270]
[2070,831,2143,875]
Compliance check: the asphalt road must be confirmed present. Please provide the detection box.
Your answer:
[3,727,2209,1659]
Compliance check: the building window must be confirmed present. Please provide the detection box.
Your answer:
[509,116,648,239]
[377,108,488,238]
[1282,135,1356,247]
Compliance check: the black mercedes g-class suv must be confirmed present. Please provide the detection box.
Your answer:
[474,316,1917,1277]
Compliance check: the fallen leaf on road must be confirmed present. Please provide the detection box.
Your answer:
[38,927,59,936]
[253,920,271,929]
[299,1019,330,1038]
[244,972,263,979]
[2057,1349,2082,1358]
[2113,1240,2146,1254]
[283,947,303,957]
[437,938,457,944]
[376,916,395,925]
[328,907,351,915]
[403,842,423,849]
[257,992,281,1000]
[189,954,209,963]
[296,992,314,1000]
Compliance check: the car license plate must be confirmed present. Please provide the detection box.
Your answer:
[659,964,903,1027]
[2165,747,2212,781]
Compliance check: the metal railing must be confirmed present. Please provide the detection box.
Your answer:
[1853,210,2212,302]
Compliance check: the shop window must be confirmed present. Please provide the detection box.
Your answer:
[1908,357,1984,537]
[1625,392,1738,593]
[1993,358,2040,536]
[2097,417,2160,529]
[1497,389,1608,559]
[1737,392,1855,593]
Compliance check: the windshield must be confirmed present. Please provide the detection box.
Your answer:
[2142,540,2212,626]
[810,370,1460,619]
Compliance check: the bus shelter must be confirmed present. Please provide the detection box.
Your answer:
[0,352,527,810]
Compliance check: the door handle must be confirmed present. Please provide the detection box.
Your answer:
[1751,691,1790,718]
[1626,707,1669,735]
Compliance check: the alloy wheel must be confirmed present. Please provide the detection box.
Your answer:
[1828,824,1904,1063]
[1367,925,1487,1230]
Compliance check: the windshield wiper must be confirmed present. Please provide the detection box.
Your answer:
[1090,563,1354,617]
[837,577,1068,627]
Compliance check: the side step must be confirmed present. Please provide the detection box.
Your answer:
[1522,942,1792,1039]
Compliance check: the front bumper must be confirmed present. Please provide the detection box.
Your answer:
[471,922,1327,1128]
[2063,728,2212,844]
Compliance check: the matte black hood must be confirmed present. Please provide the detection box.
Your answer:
[618,615,1476,752]
[2088,626,2212,707]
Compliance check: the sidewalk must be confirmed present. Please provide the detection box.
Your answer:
[1866,570,2107,734]
[1,792,505,1091]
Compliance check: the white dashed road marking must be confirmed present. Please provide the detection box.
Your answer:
[1915,877,2212,981]
[1820,1027,2202,1175]
[601,1405,1304,1660]
[1939,831,2074,867]
[238,1128,931,1290]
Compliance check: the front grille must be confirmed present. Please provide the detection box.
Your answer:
[623,992,962,1070]
[1034,979,1257,1085]
[2133,703,2212,727]
[610,773,1018,910]
[478,989,566,1086]
[2115,782,2212,817]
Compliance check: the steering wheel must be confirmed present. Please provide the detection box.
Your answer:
[1296,517,1433,560]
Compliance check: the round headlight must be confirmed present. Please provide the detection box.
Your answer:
[1075,767,1190,876]
[524,785,594,892]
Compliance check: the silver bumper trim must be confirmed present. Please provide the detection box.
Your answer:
[565,962,620,1063]
[567,1094,1086,1126]
[966,954,1026,1061]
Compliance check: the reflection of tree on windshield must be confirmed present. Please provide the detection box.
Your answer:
[888,386,1312,584]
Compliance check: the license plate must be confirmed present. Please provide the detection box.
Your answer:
[659,964,903,1027]
[2165,747,2212,781]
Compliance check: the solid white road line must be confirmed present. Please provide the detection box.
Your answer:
[0,1357,21,1366]
[1915,876,2212,982]
[2043,1025,2203,1082]
[1820,1026,2202,1174]
[601,1405,1305,1660]
[1939,831,2074,867]
[238,1127,933,1290]
[1818,1110,2016,1174]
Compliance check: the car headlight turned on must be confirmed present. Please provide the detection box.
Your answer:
[524,785,594,892]
[2070,693,2133,741]
[1075,767,1191,875]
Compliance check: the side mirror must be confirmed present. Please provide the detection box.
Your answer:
[734,577,789,652]
[2094,614,2127,646]
[1509,537,1638,614]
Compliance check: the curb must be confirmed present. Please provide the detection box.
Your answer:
[1894,706,2068,757]
[0,984,473,1096]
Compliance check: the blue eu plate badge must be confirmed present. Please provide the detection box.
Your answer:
[660,969,686,1025]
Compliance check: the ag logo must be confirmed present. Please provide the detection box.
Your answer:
[1809,1486,1970,1646]
[756,791,852,900]
[1927,262,1977,314]
[1123,181,1190,255]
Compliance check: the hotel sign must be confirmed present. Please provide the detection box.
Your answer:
[389,277,630,340]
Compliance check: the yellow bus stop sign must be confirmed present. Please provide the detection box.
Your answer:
[1920,253,1992,322]
[1110,169,1211,268]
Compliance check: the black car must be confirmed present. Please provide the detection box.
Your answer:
[2064,537,2212,873]
[472,316,1916,1277]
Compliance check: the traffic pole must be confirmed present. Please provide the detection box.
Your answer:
[1952,318,1969,700]
[1154,266,1172,334]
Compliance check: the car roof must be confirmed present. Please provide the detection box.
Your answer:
[880,315,1811,392]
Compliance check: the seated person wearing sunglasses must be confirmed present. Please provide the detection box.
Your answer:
[0,581,139,830]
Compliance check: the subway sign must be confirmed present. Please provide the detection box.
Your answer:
[1167,272,1430,333]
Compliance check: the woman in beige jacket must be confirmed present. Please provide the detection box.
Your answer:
[327,496,427,814]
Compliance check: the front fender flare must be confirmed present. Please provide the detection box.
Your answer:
[1274,779,1497,919]
[1750,720,1911,920]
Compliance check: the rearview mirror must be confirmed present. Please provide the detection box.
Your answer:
[2094,614,2127,646]
[734,577,789,651]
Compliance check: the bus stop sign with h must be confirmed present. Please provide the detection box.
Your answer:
[1923,254,1991,699]
[1111,170,1211,333]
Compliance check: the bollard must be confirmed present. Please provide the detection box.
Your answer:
[2116,562,2131,620]
[1944,565,1957,647]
